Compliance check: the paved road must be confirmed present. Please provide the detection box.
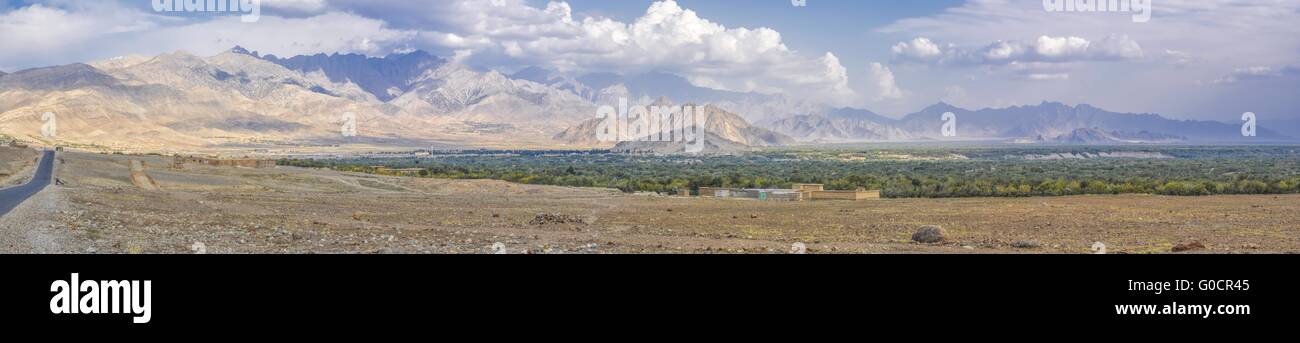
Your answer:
[0,150,54,217]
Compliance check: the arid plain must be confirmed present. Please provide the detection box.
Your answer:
[2,147,1297,254]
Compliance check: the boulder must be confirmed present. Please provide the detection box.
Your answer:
[912,226,947,243]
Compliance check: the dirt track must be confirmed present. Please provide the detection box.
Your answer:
[15,151,1300,254]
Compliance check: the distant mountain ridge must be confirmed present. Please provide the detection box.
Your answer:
[897,101,1286,143]
[768,101,1289,144]
[1045,128,1186,144]
[1,47,1294,154]
[255,47,444,102]
[553,98,793,152]
[768,107,912,142]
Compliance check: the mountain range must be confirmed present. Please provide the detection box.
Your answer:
[0,48,1291,154]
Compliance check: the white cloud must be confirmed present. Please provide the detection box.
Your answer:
[874,0,1300,120]
[869,62,904,100]
[148,12,415,58]
[0,3,416,70]
[414,0,856,103]
[1018,73,1070,81]
[1211,65,1299,84]
[1,0,853,104]
[0,4,158,62]
[891,37,943,61]
[891,35,1143,65]
[1164,49,1196,66]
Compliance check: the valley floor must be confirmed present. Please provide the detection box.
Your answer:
[3,151,1298,254]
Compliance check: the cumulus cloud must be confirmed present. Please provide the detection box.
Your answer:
[891,35,1143,65]
[891,37,944,61]
[407,0,855,103]
[869,62,904,100]
[0,2,417,70]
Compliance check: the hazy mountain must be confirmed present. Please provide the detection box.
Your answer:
[1046,128,1186,144]
[611,130,756,154]
[568,71,818,125]
[768,107,912,142]
[0,63,119,91]
[3,47,1292,153]
[553,99,793,151]
[0,50,418,152]
[390,62,596,133]
[893,102,1289,143]
[510,66,597,101]
[1262,118,1300,138]
[766,101,1288,144]
[258,47,444,102]
[261,49,597,136]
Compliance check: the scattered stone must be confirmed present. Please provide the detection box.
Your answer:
[1172,241,1206,252]
[911,225,947,243]
[190,241,207,254]
[1012,240,1042,249]
[789,242,807,254]
[529,213,588,225]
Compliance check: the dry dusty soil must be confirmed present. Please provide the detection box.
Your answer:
[0,147,38,186]
[2,151,1298,254]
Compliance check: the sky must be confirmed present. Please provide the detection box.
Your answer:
[1,0,1297,122]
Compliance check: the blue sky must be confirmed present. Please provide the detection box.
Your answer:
[1,0,1297,123]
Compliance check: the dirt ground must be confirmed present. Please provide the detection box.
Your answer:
[7,151,1299,254]
[0,147,38,186]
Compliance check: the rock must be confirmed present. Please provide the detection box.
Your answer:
[1172,241,1206,252]
[789,242,807,254]
[912,226,947,243]
[529,213,588,225]
[190,241,207,254]
[1012,240,1042,249]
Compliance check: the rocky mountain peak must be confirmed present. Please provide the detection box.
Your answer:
[228,45,258,57]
